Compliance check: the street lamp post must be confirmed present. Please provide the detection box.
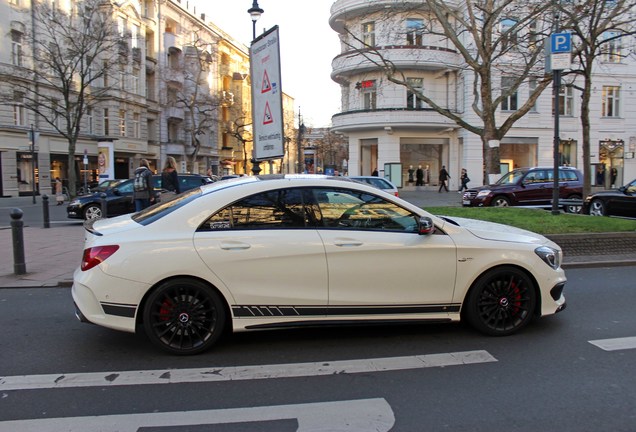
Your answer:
[247,0,264,41]
[248,0,264,175]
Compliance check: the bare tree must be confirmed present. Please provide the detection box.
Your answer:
[308,129,348,172]
[338,0,556,180]
[558,0,636,197]
[0,0,125,196]
[165,33,220,172]
[226,113,253,174]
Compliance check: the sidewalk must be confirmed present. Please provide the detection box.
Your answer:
[0,191,634,288]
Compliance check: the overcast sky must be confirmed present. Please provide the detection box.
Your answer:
[192,1,341,128]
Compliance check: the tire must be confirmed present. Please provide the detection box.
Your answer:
[491,196,510,207]
[464,266,536,336]
[564,195,582,214]
[83,204,103,220]
[143,278,226,355]
[589,199,606,216]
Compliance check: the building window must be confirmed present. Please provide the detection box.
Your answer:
[362,22,375,47]
[406,18,423,45]
[528,20,538,52]
[601,86,620,117]
[363,91,376,110]
[132,113,140,138]
[103,61,109,87]
[131,24,140,49]
[500,18,518,50]
[51,99,61,128]
[132,67,140,94]
[602,31,622,63]
[86,108,93,134]
[11,30,23,66]
[501,77,517,111]
[552,85,573,116]
[103,108,109,136]
[119,110,126,136]
[119,65,126,90]
[407,78,425,108]
[529,77,537,112]
[13,91,25,126]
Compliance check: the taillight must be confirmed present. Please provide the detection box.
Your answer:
[81,245,120,271]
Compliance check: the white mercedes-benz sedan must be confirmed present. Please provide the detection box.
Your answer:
[72,175,567,355]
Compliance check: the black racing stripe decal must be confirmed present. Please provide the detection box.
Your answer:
[101,302,137,318]
[232,304,460,318]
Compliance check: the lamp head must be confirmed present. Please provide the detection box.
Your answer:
[248,0,264,22]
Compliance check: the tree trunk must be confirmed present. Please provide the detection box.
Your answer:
[580,70,593,198]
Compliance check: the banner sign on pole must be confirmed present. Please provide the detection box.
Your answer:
[250,26,284,161]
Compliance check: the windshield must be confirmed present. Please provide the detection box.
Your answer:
[495,170,525,185]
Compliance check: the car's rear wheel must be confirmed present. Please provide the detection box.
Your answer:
[491,196,510,207]
[464,266,536,336]
[83,204,102,220]
[143,278,226,355]
[564,194,582,214]
[589,199,606,216]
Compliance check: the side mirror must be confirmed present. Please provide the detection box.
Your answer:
[112,188,121,196]
[618,186,627,194]
[418,216,435,236]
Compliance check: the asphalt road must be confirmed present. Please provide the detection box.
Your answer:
[1,266,635,431]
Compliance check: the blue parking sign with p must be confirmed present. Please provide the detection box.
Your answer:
[551,33,571,53]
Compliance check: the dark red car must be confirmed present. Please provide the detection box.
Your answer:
[462,166,583,207]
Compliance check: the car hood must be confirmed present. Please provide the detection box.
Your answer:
[469,183,511,192]
[439,216,551,246]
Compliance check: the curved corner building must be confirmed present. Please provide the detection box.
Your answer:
[329,0,636,190]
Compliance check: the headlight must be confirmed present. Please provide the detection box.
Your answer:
[476,190,491,198]
[69,199,80,206]
[535,246,562,270]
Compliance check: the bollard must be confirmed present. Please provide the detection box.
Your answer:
[42,194,50,229]
[11,208,26,275]
[100,192,108,218]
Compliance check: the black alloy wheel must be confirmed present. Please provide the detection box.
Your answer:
[464,266,536,336]
[143,278,226,355]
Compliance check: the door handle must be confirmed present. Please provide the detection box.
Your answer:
[333,238,363,247]
[220,241,251,250]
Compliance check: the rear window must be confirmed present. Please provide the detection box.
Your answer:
[132,188,202,225]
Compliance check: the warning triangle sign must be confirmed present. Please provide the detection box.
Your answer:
[263,101,273,125]
[261,70,272,94]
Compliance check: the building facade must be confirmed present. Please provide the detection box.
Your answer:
[329,0,636,190]
[0,0,297,198]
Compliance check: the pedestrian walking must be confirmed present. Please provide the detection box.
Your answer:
[55,177,64,205]
[133,158,155,211]
[438,165,450,192]
[160,156,180,202]
[458,168,470,193]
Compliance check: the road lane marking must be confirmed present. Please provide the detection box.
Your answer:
[589,336,636,351]
[0,398,395,432]
[0,350,496,391]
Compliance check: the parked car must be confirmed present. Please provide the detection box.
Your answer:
[73,174,566,355]
[581,178,636,218]
[349,175,399,196]
[462,166,583,207]
[67,174,212,220]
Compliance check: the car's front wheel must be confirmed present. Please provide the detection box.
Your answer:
[589,199,606,216]
[143,278,226,355]
[464,266,536,336]
[83,204,102,220]
[491,196,510,207]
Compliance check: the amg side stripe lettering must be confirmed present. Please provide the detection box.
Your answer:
[232,304,460,318]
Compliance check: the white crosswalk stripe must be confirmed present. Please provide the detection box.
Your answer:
[0,350,496,391]
[589,336,636,351]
